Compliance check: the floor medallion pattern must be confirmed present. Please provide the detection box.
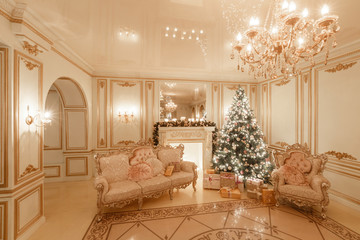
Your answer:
[83,199,360,240]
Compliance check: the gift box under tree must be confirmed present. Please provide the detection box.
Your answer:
[220,172,236,189]
[203,173,221,190]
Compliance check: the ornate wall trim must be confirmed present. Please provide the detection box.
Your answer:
[14,50,43,185]
[325,62,357,73]
[65,157,88,176]
[97,79,107,148]
[0,48,8,188]
[44,166,61,178]
[0,201,8,240]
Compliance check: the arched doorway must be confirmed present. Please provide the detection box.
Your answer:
[43,77,90,181]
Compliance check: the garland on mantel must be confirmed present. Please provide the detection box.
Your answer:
[153,120,218,156]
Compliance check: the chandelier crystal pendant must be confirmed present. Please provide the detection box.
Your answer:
[231,0,340,79]
[165,100,177,113]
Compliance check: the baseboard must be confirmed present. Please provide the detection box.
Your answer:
[329,190,360,212]
[16,216,46,240]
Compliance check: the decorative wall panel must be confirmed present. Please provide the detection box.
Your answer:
[0,202,7,240]
[65,109,88,150]
[65,157,88,176]
[261,84,269,143]
[110,80,143,147]
[97,79,107,148]
[14,51,43,185]
[44,90,62,150]
[44,166,61,178]
[0,48,8,188]
[315,60,360,157]
[14,184,43,239]
[269,78,297,148]
[145,81,155,140]
[53,78,86,108]
[300,71,311,146]
[211,83,220,124]
[249,85,258,117]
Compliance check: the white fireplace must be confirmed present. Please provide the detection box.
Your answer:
[158,126,215,170]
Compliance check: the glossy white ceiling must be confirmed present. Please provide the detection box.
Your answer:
[25,0,360,78]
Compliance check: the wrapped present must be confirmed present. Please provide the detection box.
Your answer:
[235,175,245,192]
[259,184,268,190]
[246,178,263,191]
[247,189,258,199]
[257,191,262,200]
[206,169,215,174]
[220,187,241,199]
[203,173,221,189]
[220,172,236,189]
[262,189,276,204]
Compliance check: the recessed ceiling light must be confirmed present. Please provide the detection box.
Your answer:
[200,29,204,34]
[173,34,176,38]
[196,36,199,40]
[174,27,178,32]
[192,29,195,33]
[165,33,169,37]
[183,31,186,35]
[166,26,169,31]
[189,36,192,39]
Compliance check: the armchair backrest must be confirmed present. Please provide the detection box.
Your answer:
[274,143,328,181]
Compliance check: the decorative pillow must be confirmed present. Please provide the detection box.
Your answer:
[157,149,181,168]
[146,157,165,176]
[128,162,153,182]
[169,162,181,172]
[280,165,308,186]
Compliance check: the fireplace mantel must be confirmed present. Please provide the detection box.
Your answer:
[158,127,215,169]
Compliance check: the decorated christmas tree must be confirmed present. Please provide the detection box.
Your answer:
[211,87,274,183]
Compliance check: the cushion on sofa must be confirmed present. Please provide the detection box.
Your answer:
[169,162,181,172]
[146,157,164,176]
[128,162,153,181]
[104,180,142,203]
[137,175,171,194]
[129,147,157,165]
[167,172,194,187]
[157,148,182,168]
[278,184,323,202]
[280,165,308,186]
[99,154,129,183]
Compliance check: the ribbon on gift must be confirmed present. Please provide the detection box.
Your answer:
[220,173,235,179]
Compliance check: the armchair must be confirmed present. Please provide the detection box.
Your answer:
[271,143,330,218]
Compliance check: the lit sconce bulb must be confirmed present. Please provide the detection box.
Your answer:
[174,27,178,32]
[132,33,135,37]
[230,42,233,46]
[288,1,296,12]
[321,4,329,16]
[183,31,186,35]
[249,17,259,27]
[302,8,309,17]
[173,34,176,38]
[166,26,169,31]
[246,44,252,52]
[192,29,195,33]
[44,112,51,119]
[298,37,305,47]
[282,1,289,10]
[119,32,123,36]
[125,31,129,36]
[165,33,169,37]
[181,36,184,40]
[196,36,199,40]
[271,27,278,34]
[236,32,242,42]
[189,36,192,39]
[200,29,204,34]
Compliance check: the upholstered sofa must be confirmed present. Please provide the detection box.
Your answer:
[271,143,330,218]
[94,140,198,219]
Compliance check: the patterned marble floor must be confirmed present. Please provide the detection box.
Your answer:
[83,200,360,240]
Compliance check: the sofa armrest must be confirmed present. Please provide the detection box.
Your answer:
[94,176,109,203]
[310,175,330,193]
[181,161,197,173]
[271,169,285,188]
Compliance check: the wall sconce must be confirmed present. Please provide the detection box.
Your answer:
[25,105,51,127]
[118,111,134,124]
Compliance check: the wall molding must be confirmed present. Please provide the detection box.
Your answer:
[13,50,43,185]
[96,79,107,148]
[0,48,8,188]
[0,201,8,240]
[65,157,88,176]
[64,109,88,150]
[44,166,61,178]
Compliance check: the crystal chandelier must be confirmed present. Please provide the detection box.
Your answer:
[165,100,177,113]
[231,1,340,79]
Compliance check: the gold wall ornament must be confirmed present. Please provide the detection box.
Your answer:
[325,62,357,73]
[22,41,43,56]
[100,138,105,146]
[99,80,106,88]
[20,164,38,178]
[275,141,289,147]
[275,79,291,87]
[226,85,240,91]
[117,82,136,87]
[21,58,39,71]
[325,151,357,161]
[117,140,135,145]
[213,85,218,92]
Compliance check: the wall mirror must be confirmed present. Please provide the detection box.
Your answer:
[159,82,206,121]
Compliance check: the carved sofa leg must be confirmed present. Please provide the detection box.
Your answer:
[169,188,174,200]
[192,180,197,192]
[138,198,143,210]
[96,207,103,222]
[321,205,327,219]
